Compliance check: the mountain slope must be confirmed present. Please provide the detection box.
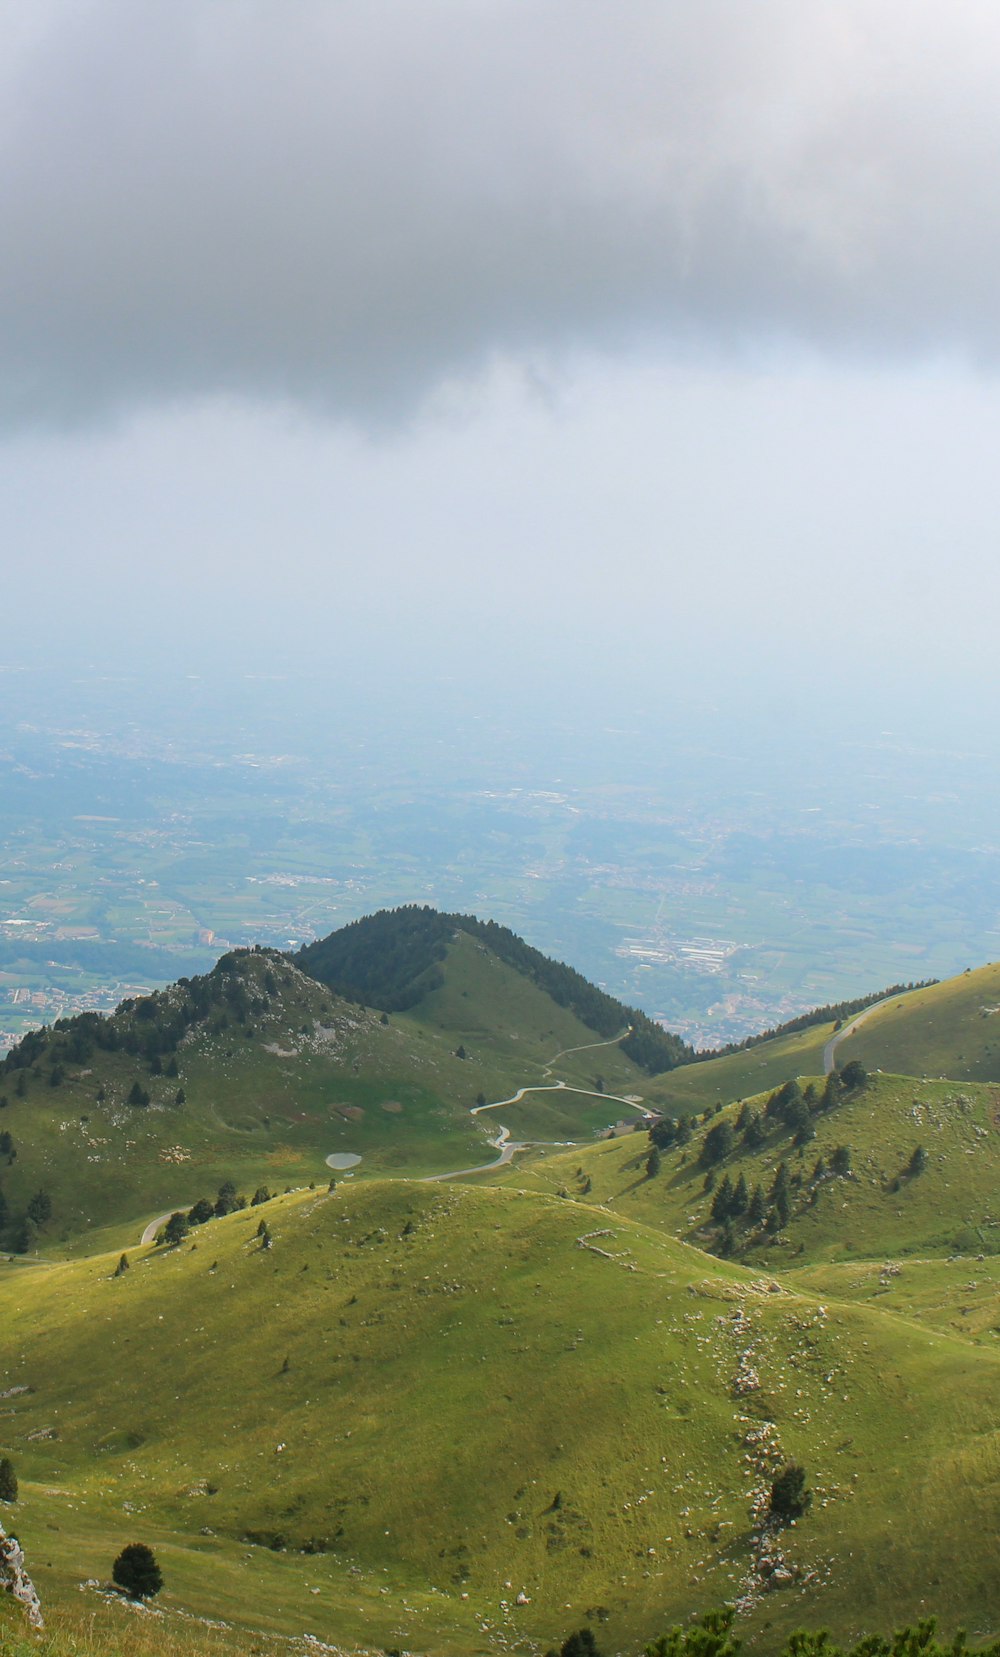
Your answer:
[831,962,1000,1084]
[497,1069,1000,1266]
[3,1178,1000,1652]
[0,937,662,1255]
[0,948,499,1251]
[296,905,693,1073]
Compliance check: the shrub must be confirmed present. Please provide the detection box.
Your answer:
[839,1059,868,1091]
[831,1144,853,1177]
[112,1541,163,1600]
[162,1211,189,1246]
[547,1630,604,1657]
[769,1462,811,1523]
[0,1456,17,1502]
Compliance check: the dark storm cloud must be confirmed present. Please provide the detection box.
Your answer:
[3,0,1000,427]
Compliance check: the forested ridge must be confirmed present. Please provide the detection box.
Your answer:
[701,979,938,1059]
[296,905,693,1074]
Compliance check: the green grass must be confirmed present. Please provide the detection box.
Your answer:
[1,943,665,1255]
[0,1597,293,1657]
[2,1180,1000,1653]
[496,1071,1000,1267]
[783,1254,1000,1346]
[833,963,1000,1084]
[636,1023,833,1118]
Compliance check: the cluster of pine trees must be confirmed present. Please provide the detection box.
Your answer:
[0,948,288,1089]
[643,1064,873,1256]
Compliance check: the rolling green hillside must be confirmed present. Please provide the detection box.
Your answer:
[3,1179,1000,1653]
[0,949,493,1254]
[498,1070,1000,1266]
[0,941,659,1256]
[832,963,1000,1084]
[626,1021,832,1119]
[785,1253,1000,1345]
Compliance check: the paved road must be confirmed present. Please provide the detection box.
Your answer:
[140,1210,177,1246]
[822,996,897,1075]
[543,1026,631,1074]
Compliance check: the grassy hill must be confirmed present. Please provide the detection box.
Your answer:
[0,949,493,1255]
[497,1069,1000,1267]
[3,1178,1000,1653]
[606,1020,833,1120]
[784,1253,1000,1345]
[4,942,1000,1655]
[296,905,693,1074]
[831,963,1000,1084]
[0,940,664,1257]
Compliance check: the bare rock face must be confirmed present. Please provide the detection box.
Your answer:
[0,1520,44,1628]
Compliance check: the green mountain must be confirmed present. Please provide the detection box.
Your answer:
[829,961,1000,1084]
[4,925,1000,1655]
[4,1179,1000,1655]
[0,921,670,1255]
[297,904,693,1073]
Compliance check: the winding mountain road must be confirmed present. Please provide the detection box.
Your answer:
[137,1030,642,1237]
[140,1211,177,1246]
[822,996,895,1074]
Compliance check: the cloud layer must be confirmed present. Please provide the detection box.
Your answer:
[4,0,1000,428]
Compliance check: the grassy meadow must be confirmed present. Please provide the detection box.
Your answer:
[3,1180,1000,1652]
[832,964,1000,1084]
[496,1071,1000,1267]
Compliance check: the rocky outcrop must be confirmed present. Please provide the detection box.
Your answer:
[0,1519,44,1628]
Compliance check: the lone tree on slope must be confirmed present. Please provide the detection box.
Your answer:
[769,1462,812,1524]
[547,1629,605,1657]
[112,1541,163,1600]
[0,1456,18,1502]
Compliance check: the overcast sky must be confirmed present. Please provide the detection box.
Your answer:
[4,0,1000,729]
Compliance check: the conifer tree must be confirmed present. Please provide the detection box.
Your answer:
[112,1542,163,1600]
[711,1174,734,1222]
[0,1456,17,1502]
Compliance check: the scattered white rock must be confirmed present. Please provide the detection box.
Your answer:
[0,1520,43,1628]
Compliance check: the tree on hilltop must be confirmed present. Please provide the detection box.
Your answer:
[839,1059,868,1091]
[214,1180,239,1217]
